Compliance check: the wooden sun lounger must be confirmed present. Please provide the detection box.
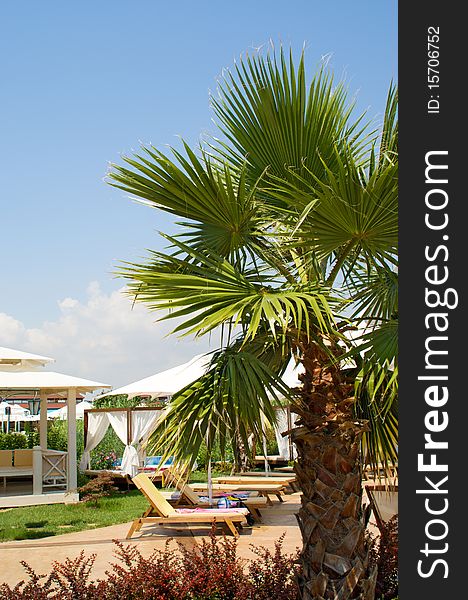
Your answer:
[273,466,295,473]
[214,474,298,491]
[127,473,249,539]
[162,480,269,522]
[189,481,286,503]
[254,455,289,467]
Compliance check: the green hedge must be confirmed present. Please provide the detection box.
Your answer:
[0,432,29,450]
[47,420,84,460]
[0,422,84,460]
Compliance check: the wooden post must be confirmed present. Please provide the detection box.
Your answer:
[127,408,132,446]
[39,390,48,449]
[83,409,89,454]
[67,388,77,491]
[32,445,42,495]
[287,405,293,461]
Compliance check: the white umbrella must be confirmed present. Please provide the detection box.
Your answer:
[51,400,94,420]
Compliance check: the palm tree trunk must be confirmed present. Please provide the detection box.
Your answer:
[232,430,250,473]
[291,342,377,599]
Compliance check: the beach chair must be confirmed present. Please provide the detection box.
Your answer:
[365,484,398,533]
[189,481,286,503]
[127,473,249,539]
[214,474,299,492]
[163,479,268,522]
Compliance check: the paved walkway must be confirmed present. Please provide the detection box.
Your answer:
[0,493,303,587]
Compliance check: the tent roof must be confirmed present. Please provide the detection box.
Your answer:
[0,371,111,396]
[96,353,211,400]
[50,400,95,419]
[97,353,306,403]
[280,359,305,388]
[0,400,30,416]
[0,346,55,370]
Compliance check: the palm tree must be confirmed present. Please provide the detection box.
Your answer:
[107,48,398,599]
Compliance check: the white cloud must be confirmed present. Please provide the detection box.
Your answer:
[0,282,212,389]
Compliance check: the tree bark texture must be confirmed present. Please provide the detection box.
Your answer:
[291,342,377,599]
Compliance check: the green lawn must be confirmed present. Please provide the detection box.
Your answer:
[0,470,230,543]
[0,490,147,542]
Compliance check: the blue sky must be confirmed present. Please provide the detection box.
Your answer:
[0,1,397,387]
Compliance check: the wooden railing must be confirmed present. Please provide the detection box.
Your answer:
[32,446,68,494]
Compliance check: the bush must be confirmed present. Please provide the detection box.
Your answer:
[0,531,300,599]
[368,515,398,599]
[93,394,147,409]
[90,449,119,470]
[196,438,234,470]
[47,420,84,460]
[0,432,29,450]
[78,472,118,506]
[47,420,69,452]
[25,431,40,448]
[263,425,279,456]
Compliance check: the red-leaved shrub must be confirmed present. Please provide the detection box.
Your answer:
[368,515,398,599]
[0,530,300,600]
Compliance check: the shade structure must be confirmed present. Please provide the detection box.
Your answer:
[49,400,95,420]
[0,347,111,503]
[80,407,164,476]
[95,353,211,400]
[280,358,305,389]
[0,400,30,422]
[0,346,54,371]
[0,371,111,397]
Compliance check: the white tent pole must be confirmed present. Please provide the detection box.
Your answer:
[260,412,270,476]
[207,456,213,506]
[262,433,270,476]
[39,390,48,449]
[67,387,77,491]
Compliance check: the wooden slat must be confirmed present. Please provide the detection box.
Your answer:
[133,473,176,517]
[128,473,249,539]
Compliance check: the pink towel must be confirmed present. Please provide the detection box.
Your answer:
[175,507,247,514]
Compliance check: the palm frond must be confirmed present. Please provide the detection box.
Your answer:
[119,235,339,341]
[371,82,398,175]
[146,349,294,467]
[210,47,371,190]
[348,264,398,321]
[108,145,269,261]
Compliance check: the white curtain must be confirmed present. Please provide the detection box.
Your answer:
[132,409,163,466]
[106,411,131,472]
[274,407,297,460]
[107,410,162,477]
[79,412,109,471]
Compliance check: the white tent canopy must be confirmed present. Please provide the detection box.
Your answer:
[0,346,54,372]
[0,400,31,422]
[0,371,111,397]
[95,353,212,400]
[49,400,95,420]
[280,358,305,389]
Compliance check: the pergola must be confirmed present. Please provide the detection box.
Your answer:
[0,347,110,505]
[81,406,165,477]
